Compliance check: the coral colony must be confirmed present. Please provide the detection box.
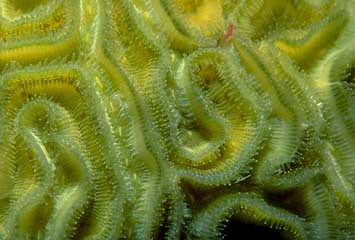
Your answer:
[0,0,355,239]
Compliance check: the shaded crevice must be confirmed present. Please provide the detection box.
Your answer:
[222,217,289,240]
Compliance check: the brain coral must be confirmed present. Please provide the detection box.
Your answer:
[0,0,355,239]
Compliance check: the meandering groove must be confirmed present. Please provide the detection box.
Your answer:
[0,0,354,239]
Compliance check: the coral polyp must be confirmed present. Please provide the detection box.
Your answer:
[0,0,355,239]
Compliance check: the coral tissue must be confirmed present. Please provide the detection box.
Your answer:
[0,0,355,239]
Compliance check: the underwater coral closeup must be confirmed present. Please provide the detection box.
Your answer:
[0,0,355,239]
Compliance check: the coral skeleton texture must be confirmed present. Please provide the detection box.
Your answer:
[0,0,355,239]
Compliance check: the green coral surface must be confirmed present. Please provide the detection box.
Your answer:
[0,0,355,239]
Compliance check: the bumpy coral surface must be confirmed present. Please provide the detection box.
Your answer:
[0,0,354,239]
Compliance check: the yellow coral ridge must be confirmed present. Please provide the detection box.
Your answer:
[0,0,354,239]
